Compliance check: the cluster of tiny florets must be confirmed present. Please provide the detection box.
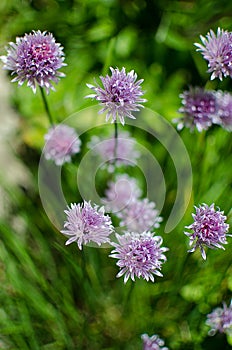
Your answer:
[102,174,142,213]
[44,124,81,166]
[117,198,162,232]
[86,67,146,125]
[195,28,232,81]
[175,87,232,132]
[184,203,230,260]
[88,131,140,171]
[1,30,66,94]
[61,201,114,249]
[206,301,232,336]
[109,231,168,284]
[141,333,169,350]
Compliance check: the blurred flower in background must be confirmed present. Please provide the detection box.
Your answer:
[117,198,162,232]
[44,124,81,166]
[174,87,217,131]
[206,301,232,336]
[102,174,142,213]
[141,333,169,350]
[215,91,232,131]
[88,131,140,171]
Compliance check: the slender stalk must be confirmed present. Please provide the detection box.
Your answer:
[39,86,55,125]
[113,121,118,167]
[122,282,135,315]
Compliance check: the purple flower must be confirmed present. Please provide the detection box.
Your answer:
[61,201,114,249]
[117,198,162,232]
[215,91,232,131]
[195,28,232,80]
[44,124,81,166]
[109,231,168,283]
[86,67,146,125]
[88,131,140,171]
[102,174,142,213]
[184,203,230,260]
[206,301,232,336]
[174,87,217,132]
[1,30,66,93]
[141,333,169,350]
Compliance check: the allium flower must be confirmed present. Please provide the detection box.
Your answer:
[86,67,146,125]
[215,91,232,131]
[206,301,232,336]
[88,131,140,171]
[117,198,162,232]
[1,30,66,93]
[195,28,232,80]
[44,124,81,166]
[141,333,169,350]
[174,87,217,131]
[110,231,168,283]
[102,174,142,213]
[61,201,114,249]
[184,203,230,260]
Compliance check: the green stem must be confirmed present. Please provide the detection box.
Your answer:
[113,121,118,167]
[39,86,55,125]
[122,282,135,315]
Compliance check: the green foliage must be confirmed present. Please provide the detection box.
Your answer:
[0,1,232,349]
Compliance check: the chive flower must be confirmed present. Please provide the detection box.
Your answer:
[184,203,230,260]
[1,30,66,93]
[86,67,146,125]
[61,201,114,249]
[44,124,81,166]
[195,28,232,80]
[110,231,168,284]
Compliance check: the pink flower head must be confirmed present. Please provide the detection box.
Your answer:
[110,231,168,283]
[1,30,66,93]
[206,301,232,336]
[117,198,162,232]
[174,87,217,132]
[61,201,114,249]
[184,203,230,260]
[215,91,232,131]
[86,67,146,125]
[141,333,169,350]
[102,174,142,213]
[88,131,140,171]
[44,124,81,166]
[195,28,232,80]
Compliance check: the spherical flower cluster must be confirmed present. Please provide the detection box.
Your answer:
[1,30,66,94]
[195,28,232,80]
[141,333,169,350]
[206,301,232,336]
[61,201,114,249]
[184,203,230,260]
[174,87,232,132]
[117,198,162,232]
[175,87,217,132]
[86,67,146,125]
[215,91,232,131]
[102,174,142,213]
[88,131,140,171]
[44,124,81,166]
[109,231,168,284]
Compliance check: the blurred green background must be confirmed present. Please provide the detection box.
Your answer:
[0,0,232,349]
